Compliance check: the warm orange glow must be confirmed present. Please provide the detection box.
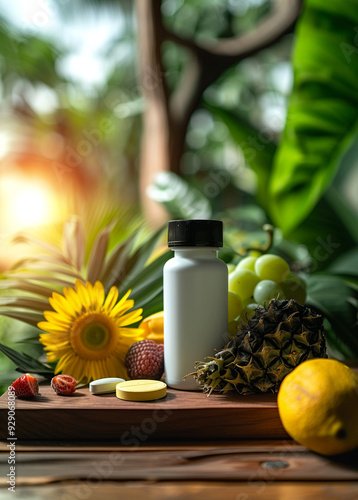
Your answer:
[0,175,60,233]
[13,184,52,227]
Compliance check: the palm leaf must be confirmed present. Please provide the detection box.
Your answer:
[86,222,114,283]
[62,217,85,271]
[0,310,45,327]
[2,273,74,288]
[0,343,53,377]
[115,227,166,288]
[0,296,50,311]
[0,280,54,298]
[100,231,138,289]
[1,220,167,329]
[12,233,67,261]
[119,251,172,316]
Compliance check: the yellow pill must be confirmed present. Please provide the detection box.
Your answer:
[116,379,167,401]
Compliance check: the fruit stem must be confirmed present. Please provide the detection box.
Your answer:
[240,224,275,255]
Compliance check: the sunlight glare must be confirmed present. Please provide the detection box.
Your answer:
[13,185,52,227]
[0,176,58,233]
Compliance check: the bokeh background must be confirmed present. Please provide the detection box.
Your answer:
[1,0,358,392]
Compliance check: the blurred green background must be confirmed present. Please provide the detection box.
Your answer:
[1,0,358,394]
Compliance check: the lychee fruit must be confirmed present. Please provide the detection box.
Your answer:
[125,339,164,380]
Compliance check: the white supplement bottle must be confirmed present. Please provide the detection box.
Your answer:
[163,219,228,390]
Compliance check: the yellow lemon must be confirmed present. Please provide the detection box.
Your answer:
[278,358,358,456]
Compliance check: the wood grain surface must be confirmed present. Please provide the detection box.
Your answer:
[5,482,358,500]
[0,386,288,441]
[1,444,358,485]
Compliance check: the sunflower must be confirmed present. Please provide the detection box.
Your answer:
[38,280,144,382]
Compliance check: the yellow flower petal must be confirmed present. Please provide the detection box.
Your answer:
[49,293,76,318]
[117,309,143,327]
[93,281,104,311]
[63,286,83,312]
[110,298,134,318]
[55,351,76,373]
[43,311,71,327]
[38,322,68,334]
[118,326,144,338]
[75,280,91,310]
[103,286,119,312]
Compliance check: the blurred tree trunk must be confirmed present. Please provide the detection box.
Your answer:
[136,0,302,226]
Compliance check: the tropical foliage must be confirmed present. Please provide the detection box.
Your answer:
[0,0,358,393]
[0,218,170,383]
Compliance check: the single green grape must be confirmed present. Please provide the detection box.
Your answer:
[241,297,255,308]
[229,269,260,301]
[255,254,290,283]
[227,263,236,274]
[280,273,307,305]
[236,256,257,272]
[253,280,285,306]
[228,291,242,322]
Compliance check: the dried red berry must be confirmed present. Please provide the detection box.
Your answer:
[10,374,39,399]
[51,375,77,395]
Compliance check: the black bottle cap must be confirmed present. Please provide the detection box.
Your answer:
[167,219,223,248]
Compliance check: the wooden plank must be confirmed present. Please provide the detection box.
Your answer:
[1,447,358,483]
[0,386,288,441]
[0,439,302,453]
[6,482,358,500]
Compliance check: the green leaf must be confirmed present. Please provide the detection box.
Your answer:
[329,248,358,276]
[119,251,172,314]
[148,172,212,219]
[130,282,163,318]
[306,273,358,358]
[117,227,165,286]
[205,102,277,210]
[119,251,171,296]
[269,0,358,234]
[0,342,54,377]
[100,230,138,290]
[288,189,358,270]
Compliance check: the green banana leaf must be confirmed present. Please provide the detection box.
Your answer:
[269,0,358,234]
[306,273,358,358]
[288,187,358,270]
[206,104,358,269]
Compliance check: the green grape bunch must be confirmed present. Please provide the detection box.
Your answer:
[227,254,307,338]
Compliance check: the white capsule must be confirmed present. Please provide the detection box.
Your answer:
[89,377,125,395]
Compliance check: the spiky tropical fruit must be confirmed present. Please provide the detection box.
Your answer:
[190,299,326,395]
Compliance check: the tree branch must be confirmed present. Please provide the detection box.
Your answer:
[135,0,303,223]
[168,0,303,174]
[135,0,171,225]
[164,0,303,60]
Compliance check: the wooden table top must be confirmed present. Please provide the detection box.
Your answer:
[1,387,358,499]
